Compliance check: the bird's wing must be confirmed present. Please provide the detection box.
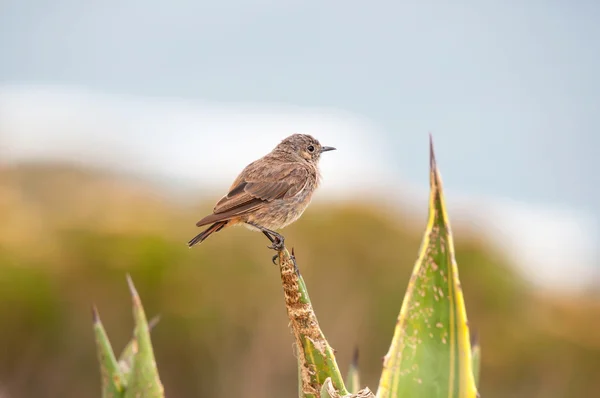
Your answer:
[195,163,308,227]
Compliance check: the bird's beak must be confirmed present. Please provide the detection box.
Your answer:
[320,146,336,153]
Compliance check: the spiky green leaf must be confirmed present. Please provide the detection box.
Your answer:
[118,315,161,377]
[123,275,165,398]
[377,135,478,398]
[93,306,126,398]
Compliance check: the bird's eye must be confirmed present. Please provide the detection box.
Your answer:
[307,145,315,153]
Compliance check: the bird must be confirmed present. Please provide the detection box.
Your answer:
[187,133,336,251]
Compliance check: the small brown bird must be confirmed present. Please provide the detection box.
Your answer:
[188,133,336,250]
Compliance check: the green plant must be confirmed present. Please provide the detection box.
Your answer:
[273,136,479,398]
[93,275,164,398]
[92,136,480,397]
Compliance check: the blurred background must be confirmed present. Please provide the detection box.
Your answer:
[1,1,599,397]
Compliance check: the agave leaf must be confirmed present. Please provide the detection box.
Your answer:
[92,305,126,398]
[470,331,481,388]
[123,275,165,398]
[377,135,478,398]
[275,248,348,398]
[346,347,361,393]
[118,314,161,377]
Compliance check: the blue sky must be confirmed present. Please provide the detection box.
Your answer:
[0,0,598,290]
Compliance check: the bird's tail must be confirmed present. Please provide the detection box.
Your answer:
[188,221,228,247]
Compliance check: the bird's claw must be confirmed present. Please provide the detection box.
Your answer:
[271,248,300,276]
[267,236,285,251]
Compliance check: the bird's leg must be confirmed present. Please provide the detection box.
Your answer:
[262,231,281,264]
[262,230,275,243]
[264,229,285,251]
[267,230,285,251]
[247,222,285,251]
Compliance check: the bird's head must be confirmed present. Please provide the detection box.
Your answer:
[274,133,336,163]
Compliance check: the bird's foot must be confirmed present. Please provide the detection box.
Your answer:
[267,235,285,251]
[271,247,300,276]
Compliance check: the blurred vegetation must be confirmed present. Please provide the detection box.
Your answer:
[0,162,599,398]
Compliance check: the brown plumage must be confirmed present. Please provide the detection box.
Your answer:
[188,133,336,249]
